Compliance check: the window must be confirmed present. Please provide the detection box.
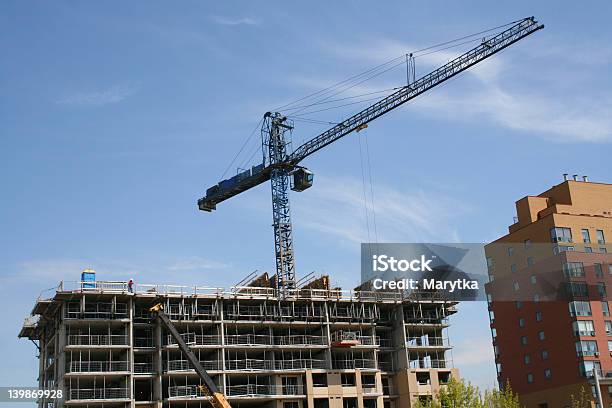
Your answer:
[551,227,572,243]
[597,230,606,244]
[489,310,495,321]
[508,247,514,256]
[519,318,525,328]
[601,247,608,254]
[527,257,535,266]
[605,321,612,335]
[579,360,601,377]
[603,301,610,317]
[541,350,549,360]
[341,373,356,387]
[569,301,592,317]
[521,336,528,346]
[566,282,588,298]
[524,355,531,364]
[516,301,523,309]
[312,373,327,387]
[544,369,552,380]
[284,403,299,408]
[524,239,532,249]
[576,340,598,356]
[608,341,612,352]
[492,328,497,338]
[585,247,593,253]
[511,264,518,273]
[563,262,585,277]
[538,331,546,341]
[531,275,537,284]
[513,282,520,291]
[527,373,534,383]
[487,257,494,270]
[598,283,607,298]
[582,229,591,243]
[535,311,542,322]
[533,293,540,303]
[554,245,575,255]
[596,263,604,277]
[573,320,594,336]
[609,264,612,275]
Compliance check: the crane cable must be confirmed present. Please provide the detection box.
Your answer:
[280,19,522,120]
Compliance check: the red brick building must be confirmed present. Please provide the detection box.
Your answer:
[486,178,612,407]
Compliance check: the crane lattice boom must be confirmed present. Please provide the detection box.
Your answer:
[198,17,544,295]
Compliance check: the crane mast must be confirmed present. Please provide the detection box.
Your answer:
[263,112,296,290]
[198,17,544,296]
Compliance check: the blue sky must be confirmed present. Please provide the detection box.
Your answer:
[1,0,612,394]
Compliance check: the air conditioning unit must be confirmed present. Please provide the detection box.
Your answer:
[595,352,600,357]
[590,331,596,336]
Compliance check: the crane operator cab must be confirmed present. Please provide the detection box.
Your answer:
[291,168,314,192]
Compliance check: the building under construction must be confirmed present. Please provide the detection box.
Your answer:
[18,17,546,408]
[20,272,457,408]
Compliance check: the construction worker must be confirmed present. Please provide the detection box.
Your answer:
[128,279,134,293]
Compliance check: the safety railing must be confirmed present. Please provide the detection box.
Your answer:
[409,359,449,369]
[68,388,129,400]
[275,335,327,346]
[332,359,377,370]
[406,337,450,348]
[225,384,304,397]
[167,385,208,399]
[225,334,271,345]
[165,334,220,346]
[225,359,274,371]
[134,362,155,374]
[67,334,128,346]
[68,360,129,373]
[51,280,458,303]
[274,359,327,370]
[164,360,221,372]
[134,337,154,348]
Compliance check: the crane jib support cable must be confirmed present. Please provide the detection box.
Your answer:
[197,17,543,294]
[288,17,543,165]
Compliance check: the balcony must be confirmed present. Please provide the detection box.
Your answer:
[134,362,155,374]
[67,334,128,347]
[67,361,129,373]
[134,337,154,348]
[274,359,327,370]
[164,359,221,372]
[409,359,449,369]
[168,385,207,399]
[332,359,377,370]
[407,337,450,349]
[165,334,220,347]
[225,384,304,397]
[68,388,129,400]
[225,359,273,371]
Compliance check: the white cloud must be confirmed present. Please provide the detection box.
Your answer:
[210,15,260,27]
[56,84,137,106]
[292,176,466,246]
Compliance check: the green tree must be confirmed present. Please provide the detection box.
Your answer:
[570,386,593,408]
[483,381,522,408]
[412,378,523,408]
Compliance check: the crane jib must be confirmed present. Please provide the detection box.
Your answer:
[199,17,543,211]
[288,17,543,165]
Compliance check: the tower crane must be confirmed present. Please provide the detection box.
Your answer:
[198,17,544,296]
